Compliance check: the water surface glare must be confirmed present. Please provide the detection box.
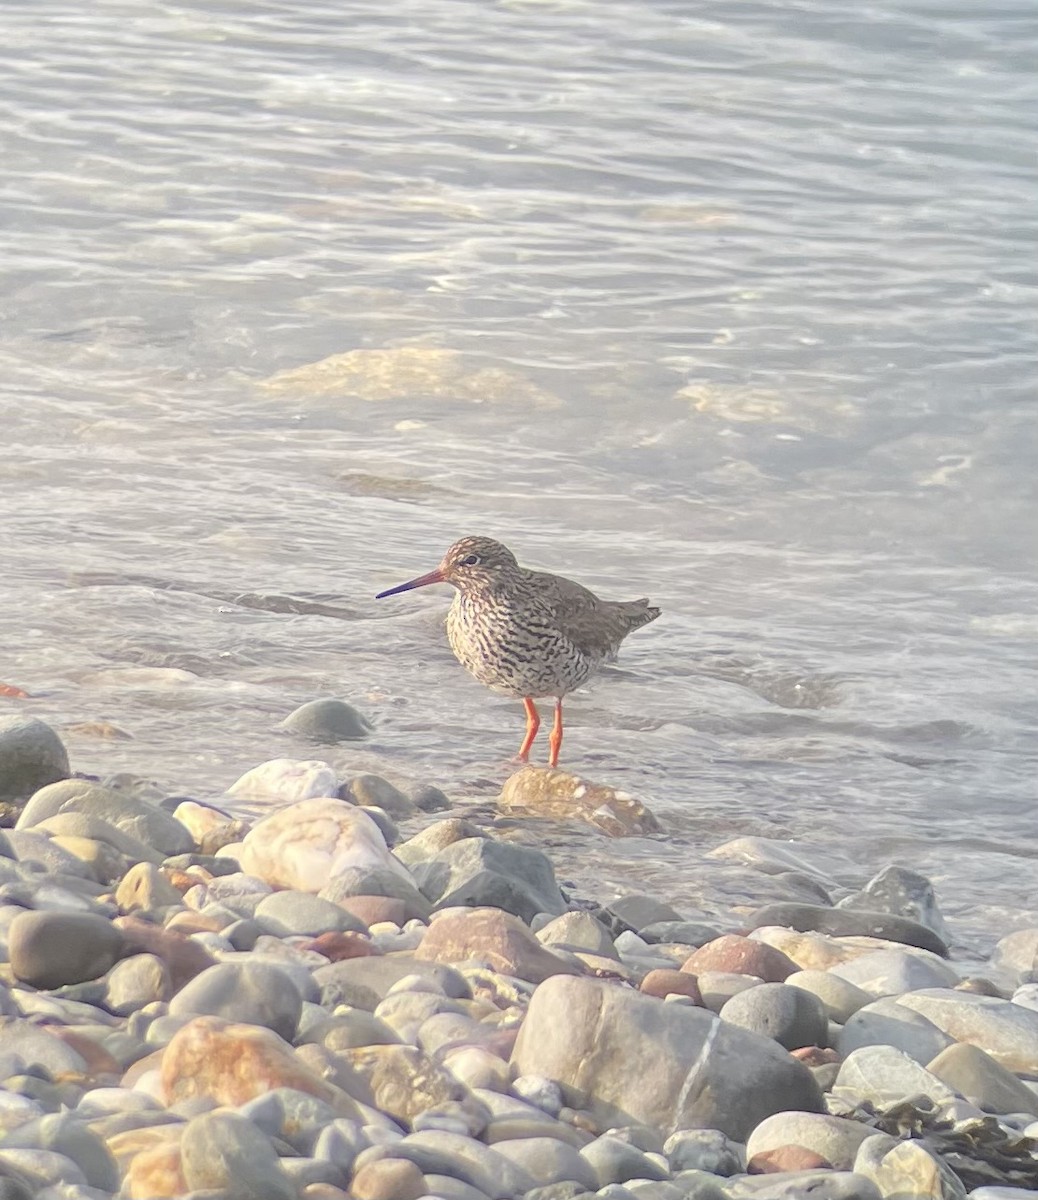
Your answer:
[2,0,1037,956]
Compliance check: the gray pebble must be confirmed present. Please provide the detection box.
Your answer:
[8,912,124,991]
[663,1129,743,1176]
[581,1134,670,1186]
[720,982,829,1051]
[169,961,303,1041]
[179,1110,295,1200]
[253,889,366,937]
[280,697,372,742]
[0,717,69,808]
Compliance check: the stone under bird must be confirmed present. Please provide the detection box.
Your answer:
[375,535,661,767]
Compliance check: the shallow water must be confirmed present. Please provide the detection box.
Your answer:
[2,0,1037,956]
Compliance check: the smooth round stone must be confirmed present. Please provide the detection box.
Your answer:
[279,1154,350,1189]
[8,912,124,990]
[416,1011,493,1056]
[4,834,96,882]
[22,786,193,858]
[393,820,485,867]
[536,912,619,960]
[581,1135,670,1186]
[441,1046,511,1093]
[683,935,798,984]
[104,953,171,1016]
[75,1087,161,1118]
[168,961,303,1041]
[727,1170,883,1199]
[0,1095,46,1144]
[926,1042,1038,1117]
[785,970,871,1023]
[281,700,372,743]
[322,864,433,919]
[992,929,1038,986]
[492,1137,598,1189]
[720,983,828,1051]
[240,796,408,893]
[746,1112,876,1171]
[0,717,69,807]
[314,1009,401,1051]
[510,1075,563,1117]
[311,1118,372,1172]
[180,1109,295,1199]
[345,775,416,819]
[830,948,959,997]
[671,1169,732,1200]
[640,969,702,1003]
[838,996,956,1064]
[113,861,182,913]
[854,1133,965,1200]
[833,1045,961,1111]
[0,1149,87,1191]
[663,1129,743,1176]
[697,971,766,1014]
[351,1157,427,1200]
[1012,984,1038,1012]
[227,757,339,803]
[384,1131,532,1200]
[895,988,1038,1074]
[0,1112,118,1192]
[238,1087,338,1154]
[409,784,451,813]
[375,992,469,1043]
[423,1176,499,1200]
[413,837,566,922]
[745,902,948,958]
[412,1099,489,1138]
[253,890,366,938]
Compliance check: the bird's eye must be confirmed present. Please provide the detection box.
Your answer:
[461,553,481,566]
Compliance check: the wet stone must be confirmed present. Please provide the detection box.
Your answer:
[280,698,372,742]
[498,767,661,837]
[837,865,949,941]
[344,774,416,818]
[413,837,566,922]
[745,902,949,957]
[0,717,69,809]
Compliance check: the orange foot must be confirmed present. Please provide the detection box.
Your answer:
[0,683,28,699]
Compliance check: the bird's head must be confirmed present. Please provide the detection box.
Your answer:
[375,536,520,599]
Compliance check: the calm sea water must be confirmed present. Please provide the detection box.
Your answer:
[3,0,1036,955]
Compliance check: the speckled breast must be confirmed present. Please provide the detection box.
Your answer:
[446,592,595,699]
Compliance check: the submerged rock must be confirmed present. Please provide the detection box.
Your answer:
[498,766,661,837]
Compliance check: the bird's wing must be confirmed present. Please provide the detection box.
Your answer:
[526,570,634,659]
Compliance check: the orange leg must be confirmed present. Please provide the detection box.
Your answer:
[547,698,563,768]
[516,697,540,761]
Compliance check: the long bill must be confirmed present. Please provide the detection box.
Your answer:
[375,566,446,599]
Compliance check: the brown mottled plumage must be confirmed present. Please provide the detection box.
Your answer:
[375,536,660,766]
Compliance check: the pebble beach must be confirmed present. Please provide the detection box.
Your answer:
[0,708,1037,1200]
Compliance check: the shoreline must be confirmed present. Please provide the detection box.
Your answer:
[0,713,1036,1200]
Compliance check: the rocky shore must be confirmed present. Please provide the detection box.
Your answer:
[0,712,1037,1200]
